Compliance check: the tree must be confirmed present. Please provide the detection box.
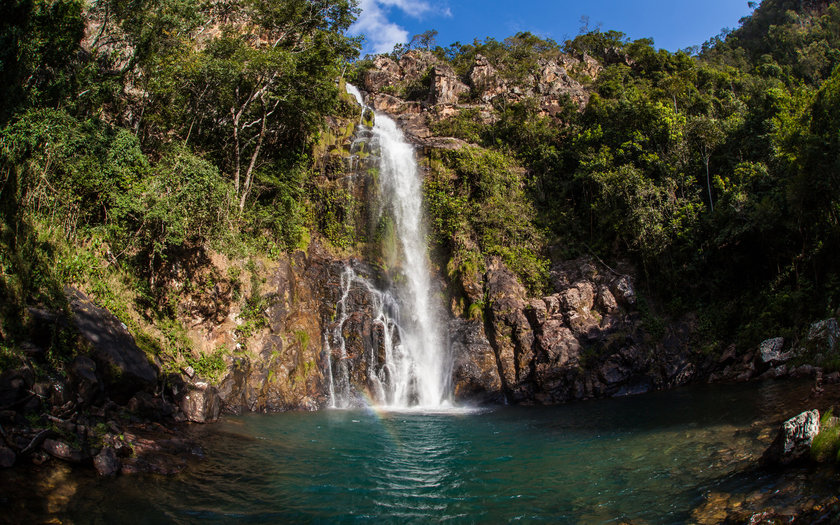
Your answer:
[409,29,438,50]
[689,115,725,212]
[144,0,360,213]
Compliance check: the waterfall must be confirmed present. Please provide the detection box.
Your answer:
[325,84,451,409]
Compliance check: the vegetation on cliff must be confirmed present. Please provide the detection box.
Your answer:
[363,0,840,356]
[0,0,360,379]
[1,0,840,401]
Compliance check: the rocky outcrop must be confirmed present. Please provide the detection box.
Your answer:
[483,258,536,401]
[761,410,821,466]
[430,64,469,105]
[800,318,839,356]
[211,248,345,413]
[468,54,506,103]
[450,256,697,405]
[359,50,596,145]
[450,318,504,403]
[67,288,159,403]
[363,56,401,93]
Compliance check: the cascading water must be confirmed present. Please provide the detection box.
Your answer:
[325,84,451,409]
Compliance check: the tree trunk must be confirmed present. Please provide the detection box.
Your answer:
[705,155,714,212]
[238,106,268,213]
[231,106,241,195]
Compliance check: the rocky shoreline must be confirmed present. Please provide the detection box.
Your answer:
[2,246,839,479]
[0,288,205,478]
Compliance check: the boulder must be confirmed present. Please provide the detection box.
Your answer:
[67,288,158,403]
[761,410,821,466]
[177,381,221,423]
[42,438,85,463]
[127,391,173,420]
[68,355,100,405]
[758,337,790,366]
[596,286,619,313]
[802,318,839,355]
[93,447,120,477]
[612,275,636,305]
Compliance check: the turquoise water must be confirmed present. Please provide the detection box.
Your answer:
[12,380,838,523]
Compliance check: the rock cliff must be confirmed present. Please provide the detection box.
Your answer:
[358,50,597,146]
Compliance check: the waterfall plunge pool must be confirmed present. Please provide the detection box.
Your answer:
[8,380,840,523]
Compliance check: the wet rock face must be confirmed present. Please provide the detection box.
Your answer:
[449,256,696,405]
[762,410,821,466]
[213,245,376,413]
[483,257,535,402]
[449,318,504,403]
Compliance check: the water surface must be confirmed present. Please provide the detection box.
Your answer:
[10,380,840,523]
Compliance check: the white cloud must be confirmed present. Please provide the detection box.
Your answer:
[378,0,433,18]
[349,0,451,55]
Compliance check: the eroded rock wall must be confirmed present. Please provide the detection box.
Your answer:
[449,256,698,405]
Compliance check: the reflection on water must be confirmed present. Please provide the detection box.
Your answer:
[4,380,839,523]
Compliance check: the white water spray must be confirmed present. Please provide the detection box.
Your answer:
[325,85,451,409]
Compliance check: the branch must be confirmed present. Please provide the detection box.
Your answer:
[20,428,56,456]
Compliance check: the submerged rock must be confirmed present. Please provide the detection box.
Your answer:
[93,447,120,477]
[762,409,821,466]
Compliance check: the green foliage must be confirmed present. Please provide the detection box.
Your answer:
[428,146,548,294]
[0,0,87,123]
[312,182,359,250]
[445,32,563,84]
[418,0,840,350]
[185,347,228,384]
[812,409,840,463]
[234,265,268,344]
[467,300,484,321]
[430,108,488,144]
[120,145,233,274]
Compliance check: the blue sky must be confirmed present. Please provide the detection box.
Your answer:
[349,0,757,56]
